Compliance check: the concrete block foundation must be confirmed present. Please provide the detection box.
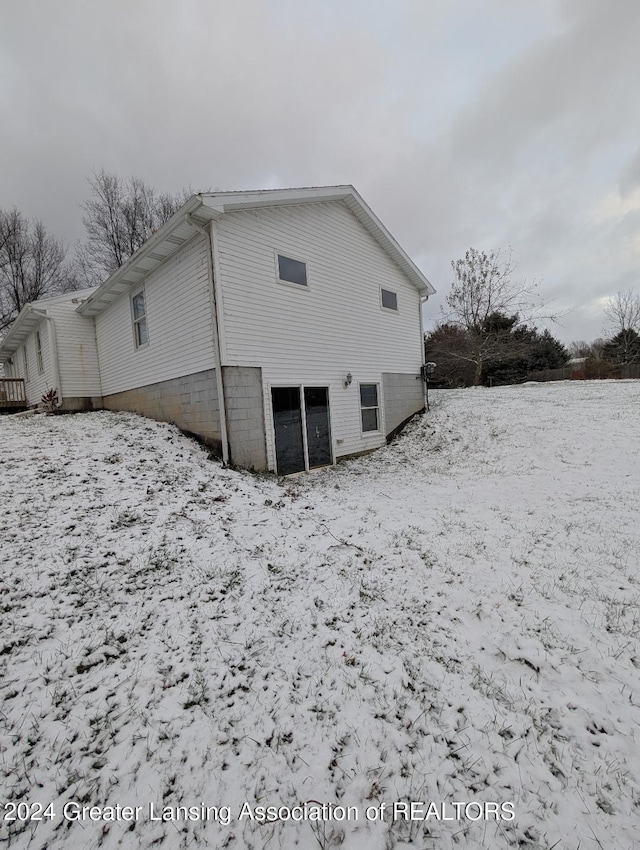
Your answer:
[102,369,221,447]
[101,367,268,469]
[382,372,425,436]
[223,366,267,470]
[60,396,104,412]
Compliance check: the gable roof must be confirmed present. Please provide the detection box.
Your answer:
[78,186,435,317]
[0,288,96,360]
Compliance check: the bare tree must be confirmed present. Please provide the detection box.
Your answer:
[0,208,77,333]
[603,290,640,334]
[568,339,606,360]
[443,247,552,385]
[602,290,640,365]
[76,170,192,285]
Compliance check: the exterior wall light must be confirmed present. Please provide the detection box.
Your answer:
[343,372,353,388]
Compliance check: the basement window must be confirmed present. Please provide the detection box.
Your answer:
[360,383,380,433]
[132,290,149,348]
[381,288,398,311]
[277,254,308,287]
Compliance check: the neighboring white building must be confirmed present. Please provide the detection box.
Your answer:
[1,186,435,473]
[0,288,102,411]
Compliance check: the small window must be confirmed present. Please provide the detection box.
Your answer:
[381,288,398,311]
[277,254,307,287]
[132,290,149,348]
[360,384,380,433]
[23,346,29,381]
[35,330,44,374]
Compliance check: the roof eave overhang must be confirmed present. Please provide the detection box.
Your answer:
[78,186,435,318]
[341,191,436,296]
[0,306,48,359]
[201,186,435,296]
[77,195,221,317]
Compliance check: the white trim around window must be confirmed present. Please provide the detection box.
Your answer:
[274,250,309,290]
[131,288,149,349]
[380,287,398,312]
[359,382,381,434]
[35,329,44,374]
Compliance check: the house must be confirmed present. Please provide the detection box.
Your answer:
[0,288,102,412]
[0,186,435,473]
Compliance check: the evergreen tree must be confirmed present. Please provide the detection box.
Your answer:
[602,328,640,365]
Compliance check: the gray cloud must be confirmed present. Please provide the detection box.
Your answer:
[620,148,640,195]
[1,0,639,344]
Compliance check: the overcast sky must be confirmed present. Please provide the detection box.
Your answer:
[2,0,639,344]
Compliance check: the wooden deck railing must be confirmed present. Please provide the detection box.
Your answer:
[0,378,27,408]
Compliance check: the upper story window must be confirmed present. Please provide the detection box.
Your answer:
[277,254,308,287]
[381,288,398,311]
[35,330,44,373]
[360,383,380,433]
[131,290,149,348]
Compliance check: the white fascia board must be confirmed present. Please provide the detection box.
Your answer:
[0,296,84,357]
[0,306,48,356]
[77,194,216,317]
[201,185,435,296]
[0,288,97,356]
[200,185,354,212]
[343,189,436,296]
[30,287,97,307]
[75,186,435,318]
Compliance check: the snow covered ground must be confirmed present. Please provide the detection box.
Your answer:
[1,380,639,850]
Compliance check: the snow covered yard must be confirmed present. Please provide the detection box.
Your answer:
[1,380,639,850]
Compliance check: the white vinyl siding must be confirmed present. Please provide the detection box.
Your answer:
[96,235,215,396]
[46,297,102,399]
[15,323,49,406]
[4,290,101,406]
[215,201,422,468]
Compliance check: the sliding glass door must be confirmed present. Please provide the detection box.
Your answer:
[271,385,332,474]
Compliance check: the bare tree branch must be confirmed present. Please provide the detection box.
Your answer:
[603,290,640,334]
[442,247,560,385]
[76,170,193,286]
[0,208,77,333]
[600,291,640,365]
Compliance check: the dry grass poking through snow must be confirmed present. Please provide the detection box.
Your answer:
[1,380,639,849]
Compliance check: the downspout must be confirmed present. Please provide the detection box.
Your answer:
[419,294,428,409]
[189,216,230,464]
[44,312,62,407]
[419,294,428,366]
